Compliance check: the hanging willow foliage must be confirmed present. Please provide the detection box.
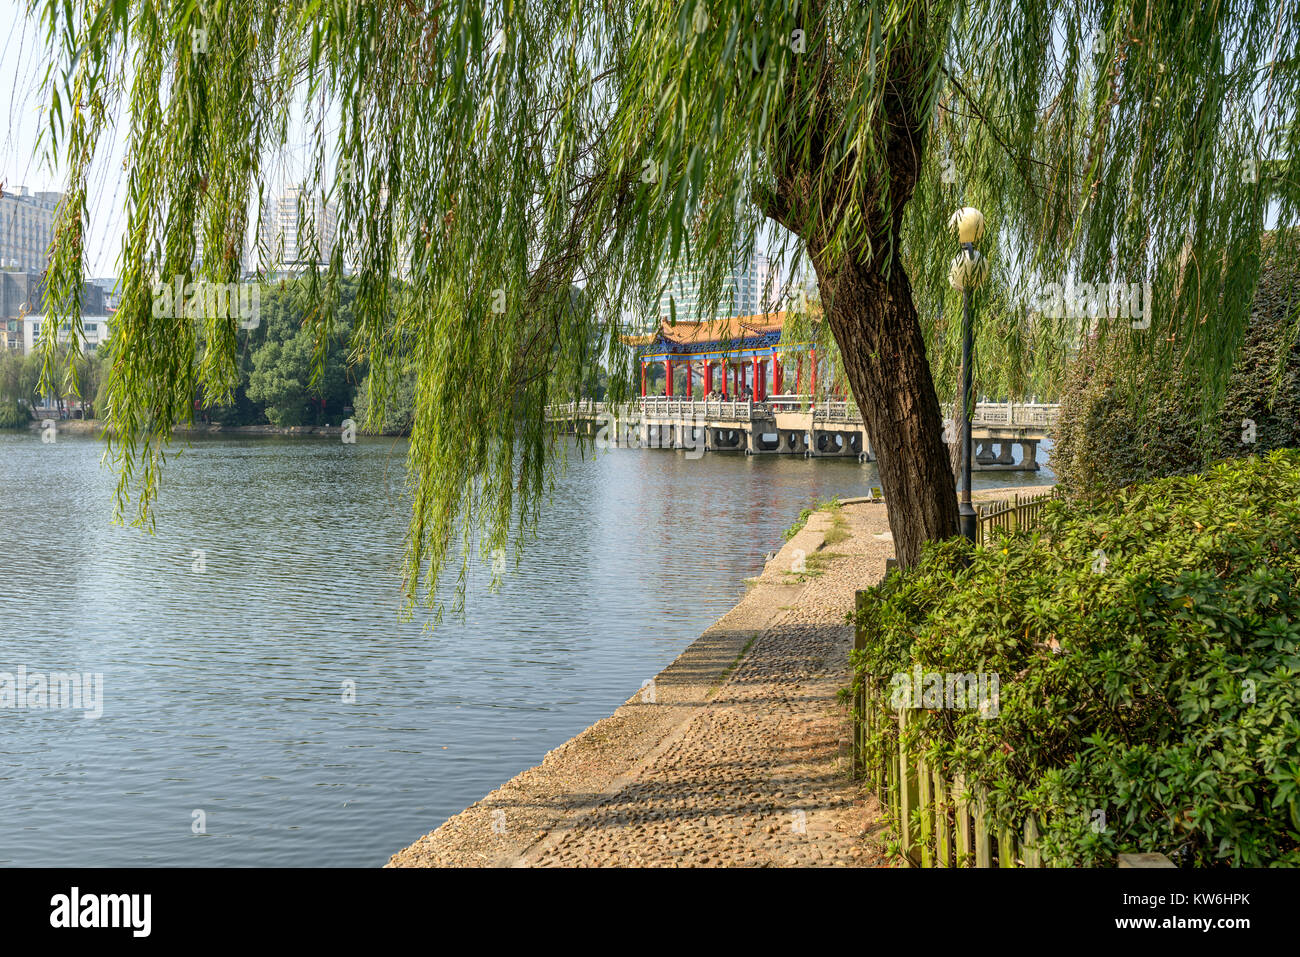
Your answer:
[34,0,1300,606]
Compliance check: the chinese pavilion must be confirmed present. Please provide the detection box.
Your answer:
[625,311,830,400]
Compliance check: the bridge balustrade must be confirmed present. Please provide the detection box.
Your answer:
[545,398,1060,429]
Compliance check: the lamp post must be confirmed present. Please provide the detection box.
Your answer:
[948,206,989,544]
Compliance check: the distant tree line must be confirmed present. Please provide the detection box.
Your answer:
[0,280,363,430]
[3,278,609,433]
[0,345,105,428]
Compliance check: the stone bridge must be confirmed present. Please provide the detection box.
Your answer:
[546,397,1058,470]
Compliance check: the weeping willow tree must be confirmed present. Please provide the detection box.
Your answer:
[35,0,1300,599]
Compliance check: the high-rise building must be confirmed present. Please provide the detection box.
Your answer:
[0,187,63,273]
[257,186,338,271]
[193,226,251,275]
[657,252,776,323]
[1,269,41,325]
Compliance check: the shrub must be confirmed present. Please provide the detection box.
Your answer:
[1052,239,1300,495]
[353,363,418,435]
[853,451,1300,866]
[0,400,29,430]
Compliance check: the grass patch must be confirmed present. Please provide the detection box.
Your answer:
[783,550,847,581]
[822,505,852,545]
[783,496,842,540]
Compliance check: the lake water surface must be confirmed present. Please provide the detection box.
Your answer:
[0,432,1051,866]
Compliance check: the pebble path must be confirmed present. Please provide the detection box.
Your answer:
[389,500,898,867]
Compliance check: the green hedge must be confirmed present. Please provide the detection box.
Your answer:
[853,451,1300,866]
[1052,241,1300,495]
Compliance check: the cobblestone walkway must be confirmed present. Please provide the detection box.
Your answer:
[526,543,888,866]
[389,501,895,868]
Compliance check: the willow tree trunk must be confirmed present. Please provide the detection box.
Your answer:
[758,2,957,566]
[815,253,960,566]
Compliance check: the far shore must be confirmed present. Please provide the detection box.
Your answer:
[19,418,408,438]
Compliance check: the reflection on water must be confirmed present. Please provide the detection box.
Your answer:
[0,432,1051,866]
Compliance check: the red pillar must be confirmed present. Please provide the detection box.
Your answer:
[751,356,759,399]
[810,348,817,401]
[640,360,646,397]
[704,360,713,395]
[772,349,780,395]
[686,358,692,398]
[733,363,739,395]
[665,358,673,396]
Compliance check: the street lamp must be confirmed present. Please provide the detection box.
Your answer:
[948,206,989,544]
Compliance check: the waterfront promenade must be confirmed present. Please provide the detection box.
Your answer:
[388,498,900,867]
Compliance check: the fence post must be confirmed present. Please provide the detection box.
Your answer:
[973,789,993,867]
[875,684,887,798]
[1022,814,1043,867]
[853,591,868,776]
[898,710,915,863]
[998,825,1018,868]
[887,703,900,826]
[919,754,933,867]
[952,774,972,866]
[933,769,952,867]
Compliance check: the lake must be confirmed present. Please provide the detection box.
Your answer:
[0,431,1051,866]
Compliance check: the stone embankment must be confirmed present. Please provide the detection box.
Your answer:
[27,419,357,437]
[388,496,899,868]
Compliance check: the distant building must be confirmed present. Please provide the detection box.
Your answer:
[1,270,34,350]
[1,270,108,353]
[658,252,776,324]
[0,186,63,272]
[18,314,112,354]
[1,269,42,326]
[258,186,339,272]
[87,277,124,311]
[0,271,105,318]
[192,225,254,275]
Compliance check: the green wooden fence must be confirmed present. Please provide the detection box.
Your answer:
[852,487,1174,867]
[974,487,1063,546]
[851,591,1046,867]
